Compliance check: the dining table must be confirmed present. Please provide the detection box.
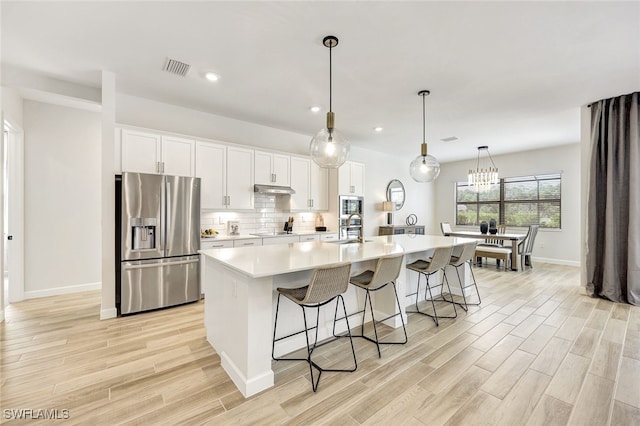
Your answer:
[443,230,526,271]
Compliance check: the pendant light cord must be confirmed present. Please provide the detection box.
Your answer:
[422,92,426,145]
[329,42,333,113]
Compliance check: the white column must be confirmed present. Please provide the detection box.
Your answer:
[100,71,117,319]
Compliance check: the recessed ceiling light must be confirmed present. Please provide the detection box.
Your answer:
[441,136,459,142]
[309,106,321,113]
[374,127,383,133]
[205,72,220,82]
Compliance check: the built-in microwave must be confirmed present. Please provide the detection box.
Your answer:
[339,195,364,239]
[339,195,364,217]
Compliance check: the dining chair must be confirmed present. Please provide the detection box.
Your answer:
[271,262,357,392]
[518,225,539,269]
[440,222,452,236]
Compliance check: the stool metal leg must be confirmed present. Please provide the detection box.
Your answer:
[449,260,481,312]
[273,294,357,392]
[334,282,408,358]
[406,270,457,326]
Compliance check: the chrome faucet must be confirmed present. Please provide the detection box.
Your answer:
[346,213,364,243]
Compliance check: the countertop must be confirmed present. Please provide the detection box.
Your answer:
[200,230,337,242]
[200,234,475,278]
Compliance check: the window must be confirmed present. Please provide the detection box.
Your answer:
[456,173,561,228]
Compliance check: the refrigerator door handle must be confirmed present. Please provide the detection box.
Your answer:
[160,177,166,254]
[123,258,199,270]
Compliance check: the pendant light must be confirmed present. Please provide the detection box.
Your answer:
[468,146,499,192]
[309,35,350,168]
[409,90,440,182]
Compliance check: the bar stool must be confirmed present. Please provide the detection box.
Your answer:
[341,254,407,358]
[271,262,357,392]
[447,241,481,311]
[406,246,456,326]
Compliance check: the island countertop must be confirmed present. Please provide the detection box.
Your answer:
[199,234,475,278]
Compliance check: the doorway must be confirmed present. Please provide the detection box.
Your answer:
[3,119,25,310]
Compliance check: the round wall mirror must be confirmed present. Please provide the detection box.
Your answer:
[386,179,406,210]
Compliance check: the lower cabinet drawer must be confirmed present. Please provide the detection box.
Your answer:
[320,233,339,241]
[233,239,263,247]
[201,240,233,249]
[299,234,320,242]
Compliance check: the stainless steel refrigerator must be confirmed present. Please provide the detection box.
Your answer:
[116,172,201,315]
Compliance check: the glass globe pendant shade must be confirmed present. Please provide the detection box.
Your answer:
[310,128,350,169]
[409,90,440,183]
[410,151,441,183]
[310,110,350,168]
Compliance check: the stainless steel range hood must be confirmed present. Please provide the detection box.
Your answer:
[254,184,296,195]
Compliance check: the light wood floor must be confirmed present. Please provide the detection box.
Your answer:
[2,263,639,425]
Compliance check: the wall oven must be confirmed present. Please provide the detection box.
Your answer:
[339,195,364,239]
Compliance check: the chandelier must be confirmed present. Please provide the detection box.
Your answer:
[468,146,499,192]
[409,90,440,182]
[309,35,350,168]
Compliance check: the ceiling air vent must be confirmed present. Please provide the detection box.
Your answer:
[440,136,459,142]
[163,58,191,77]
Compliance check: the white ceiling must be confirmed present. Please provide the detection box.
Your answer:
[2,1,639,162]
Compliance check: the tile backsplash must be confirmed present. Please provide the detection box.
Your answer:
[200,194,328,235]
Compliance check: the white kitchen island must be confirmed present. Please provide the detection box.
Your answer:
[200,234,475,397]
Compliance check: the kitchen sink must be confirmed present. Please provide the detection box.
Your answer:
[328,239,373,245]
[250,231,297,236]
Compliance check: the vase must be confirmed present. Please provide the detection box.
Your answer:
[480,221,488,234]
[489,218,497,234]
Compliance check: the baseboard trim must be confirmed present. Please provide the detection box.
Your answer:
[100,307,117,320]
[533,257,581,267]
[24,281,101,299]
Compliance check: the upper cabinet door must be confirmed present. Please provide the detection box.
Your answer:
[290,157,310,211]
[350,161,365,196]
[195,142,226,210]
[121,129,161,174]
[337,161,365,196]
[310,161,328,211]
[254,150,290,186]
[161,136,196,177]
[227,147,254,210]
[254,150,273,185]
[272,154,290,186]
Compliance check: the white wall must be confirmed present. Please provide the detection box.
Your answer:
[348,146,435,237]
[433,143,581,265]
[23,100,102,296]
[116,94,311,156]
[2,87,23,127]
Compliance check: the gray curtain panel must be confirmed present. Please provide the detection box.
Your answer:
[587,91,639,306]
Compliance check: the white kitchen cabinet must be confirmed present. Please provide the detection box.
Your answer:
[338,161,365,196]
[196,142,254,210]
[196,142,226,210]
[309,161,329,210]
[161,135,196,177]
[201,240,233,249]
[121,129,161,174]
[319,233,339,242]
[227,147,255,209]
[121,129,195,176]
[233,238,263,248]
[290,157,310,210]
[298,234,320,242]
[290,156,328,211]
[262,235,299,245]
[255,150,290,186]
